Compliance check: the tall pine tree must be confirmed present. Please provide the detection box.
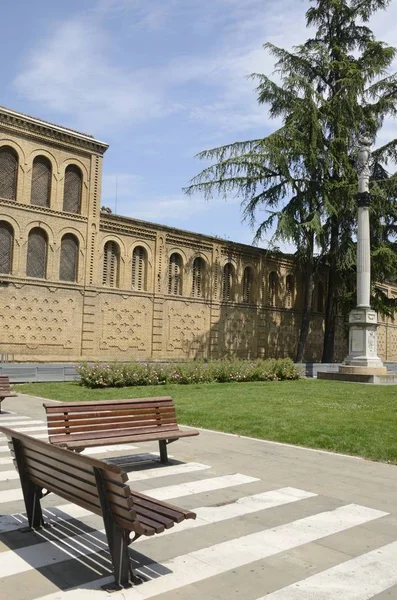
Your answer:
[185,0,397,362]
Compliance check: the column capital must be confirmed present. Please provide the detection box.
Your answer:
[356,191,372,207]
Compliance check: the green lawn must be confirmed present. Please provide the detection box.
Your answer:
[15,379,397,463]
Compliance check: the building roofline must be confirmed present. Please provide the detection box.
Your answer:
[100,211,296,260]
[0,106,109,152]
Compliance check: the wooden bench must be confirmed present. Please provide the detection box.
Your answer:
[0,376,17,413]
[44,397,199,463]
[0,425,196,591]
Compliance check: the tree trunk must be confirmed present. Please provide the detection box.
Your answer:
[322,286,337,362]
[295,261,314,362]
[322,220,339,363]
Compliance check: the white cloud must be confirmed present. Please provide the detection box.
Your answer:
[13,17,176,132]
[13,0,306,135]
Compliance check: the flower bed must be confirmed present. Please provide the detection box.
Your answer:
[77,358,302,388]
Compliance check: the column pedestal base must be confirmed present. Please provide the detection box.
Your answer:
[343,307,385,371]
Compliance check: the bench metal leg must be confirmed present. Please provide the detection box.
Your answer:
[94,467,136,590]
[159,439,168,463]
[12,438,44,531]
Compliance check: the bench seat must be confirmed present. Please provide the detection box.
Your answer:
[44,397,199,462]
[0,425,196,590]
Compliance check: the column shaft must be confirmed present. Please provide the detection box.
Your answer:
[356,206,371,308]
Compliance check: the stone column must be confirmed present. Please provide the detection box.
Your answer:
[341,135,386,374]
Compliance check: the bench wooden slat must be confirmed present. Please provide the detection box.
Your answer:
[131,490,196,520]
[0,425,196,589]
[22,447,131,498]
[7,429,124,474]
[46,406,176,424]
[48,416,177,435]
[44,397,174,412]
[50,428,197,448]
[132,496,185,523]
[49,423,179,442]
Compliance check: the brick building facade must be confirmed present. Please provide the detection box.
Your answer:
[0,106,396,363]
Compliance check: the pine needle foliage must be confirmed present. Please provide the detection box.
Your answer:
[185,0,397,362]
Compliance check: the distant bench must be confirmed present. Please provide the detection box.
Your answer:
[0,376,17,413]
[44,396,199,462]
[0,425,196,590]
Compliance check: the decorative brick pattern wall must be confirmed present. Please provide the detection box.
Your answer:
[0,106,396,363]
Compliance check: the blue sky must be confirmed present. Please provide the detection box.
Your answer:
[2,0,397,248]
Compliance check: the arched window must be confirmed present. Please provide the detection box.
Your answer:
[132,245,147,291]
[63,165,82,213]
[27,228,48,279]
[103,241,120,287]
[0,222,14,274]
[168,253,182,295]
[31,156,51,207]
[60,234,79,282]
[286,274,295,308]
[243,266,254,303]
[0,146,18,201]
[268,271,278,306]
[317,280,325,312]
[222,262,234,301]
[192,256,204,298]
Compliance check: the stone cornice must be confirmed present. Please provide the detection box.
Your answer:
[0,107,108,155]
[166,234,213,253]
[100,219,157,240]
[0,198,87,222]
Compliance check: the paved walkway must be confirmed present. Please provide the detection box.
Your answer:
[1,393,397,599]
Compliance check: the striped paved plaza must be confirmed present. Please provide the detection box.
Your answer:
[1,402,397,599]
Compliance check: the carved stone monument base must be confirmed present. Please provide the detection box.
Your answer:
[343,308,386,373]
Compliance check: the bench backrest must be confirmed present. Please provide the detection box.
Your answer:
[44,397,178,443]
[0,426,144,534]
[0,375,12,394]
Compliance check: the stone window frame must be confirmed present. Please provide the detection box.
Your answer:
[222,262,235,302]
[30,155,52,208]
[191,255,206,298]
[242,265,255,303]
[285,274,295,308]
[268,270,279,307]
[59,233,79,283]
[102,239,121,288]
[131,244,148,291]
[0,220,14,275]
[168,252,183,296]
[63,164,83,214]
[26,226,49,280]
[0,144,19,202]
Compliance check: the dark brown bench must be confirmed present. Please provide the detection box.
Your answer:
[0,425,196,591]
[0,375,17,413]
[44,396,199,463]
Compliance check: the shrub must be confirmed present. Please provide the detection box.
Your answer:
[76,358,301,389]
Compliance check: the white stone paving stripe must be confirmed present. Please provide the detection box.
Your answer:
[0,473,259,505]
[0,432,48,441]
[145,473,259,500]
[0,461,212,483]
[127,462,211,482]
[0,487,316,578]
[82,444,139,455]
[0,418,41,425]
[0,469,19,481]
[3,424,48,432]
[34,504,388,600]
[0,486,315,537]
[262,540,397,599]
[0,445,141,463]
